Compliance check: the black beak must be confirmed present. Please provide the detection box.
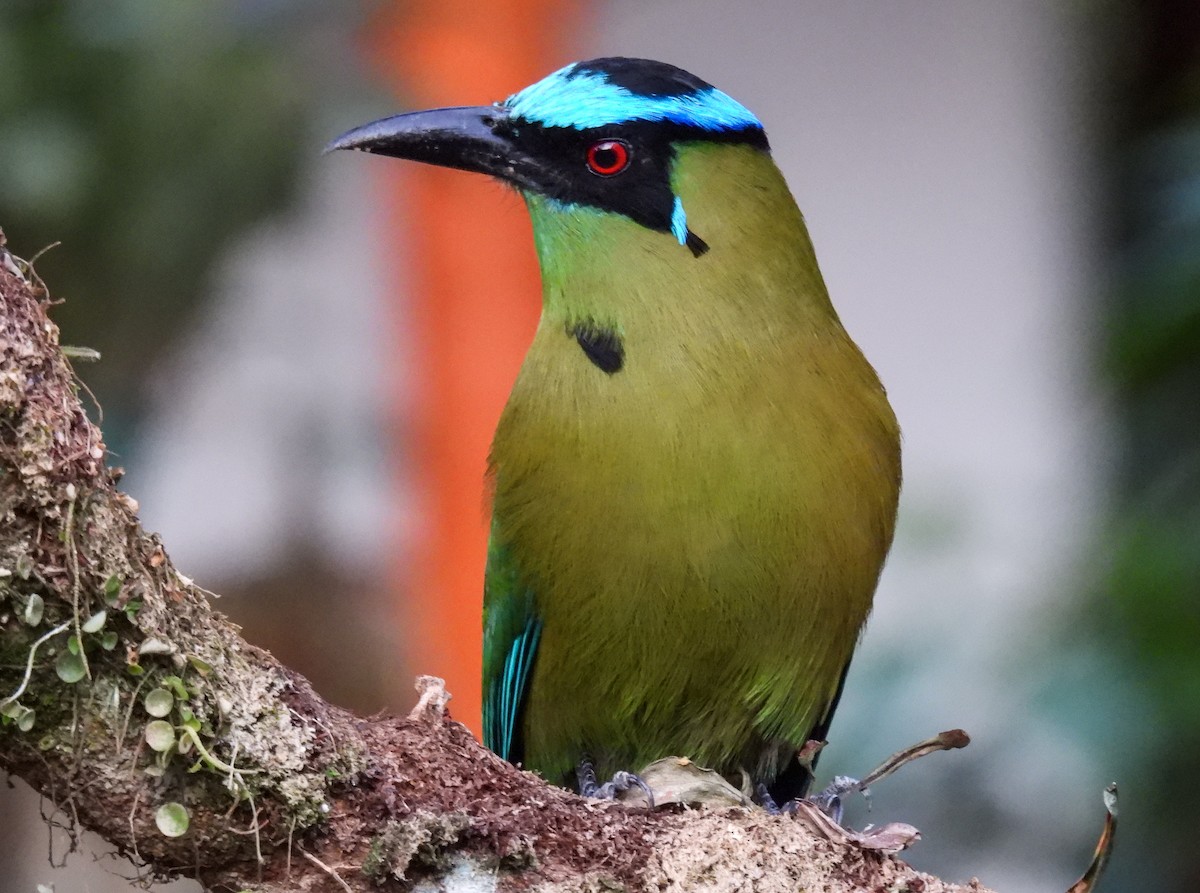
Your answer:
[325,105,539,187]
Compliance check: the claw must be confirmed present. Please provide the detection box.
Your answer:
[754,783,799,815]
[576,759,655,807]
[808,774,869,824]
[760,774,865,823]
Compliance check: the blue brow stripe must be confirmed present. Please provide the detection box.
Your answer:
[507,65,762,133]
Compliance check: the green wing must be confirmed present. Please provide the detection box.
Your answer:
[482,535,541,763]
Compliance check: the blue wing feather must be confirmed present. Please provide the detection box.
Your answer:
[482,536,540,762]
[494,617,542,760]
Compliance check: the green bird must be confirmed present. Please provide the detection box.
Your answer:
[329,57,901,804]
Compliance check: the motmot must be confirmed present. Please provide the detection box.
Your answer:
[329,57,901,805]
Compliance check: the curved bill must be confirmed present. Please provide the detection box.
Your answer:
[324,105,525,182]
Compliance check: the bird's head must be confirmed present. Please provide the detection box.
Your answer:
[326,57,770,258]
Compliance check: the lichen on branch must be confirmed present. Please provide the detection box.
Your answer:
[0,230,344,885]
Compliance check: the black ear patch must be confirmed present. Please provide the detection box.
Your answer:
[570,321,624,374]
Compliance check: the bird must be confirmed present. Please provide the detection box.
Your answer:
[328,57,901,805]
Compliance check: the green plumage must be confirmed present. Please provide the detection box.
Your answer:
[327,61,902,795]
[483,143,901,788]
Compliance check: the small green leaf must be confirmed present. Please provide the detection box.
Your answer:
[23,594,44,626]
[17,707,35,732]
[1,702,22,719]
[82,610,107,633]
[67,635,81,656]
[187,656,212,676]
[15,554,32,580]
[100,631,119,650]
[145,720,176,752]
[126,663,144,677]
[144,689,174,718]
[162,675,189,700]
[55,651,86,683]
[104,574,121,597]
[178,704,195,724]
[155,802,189,838]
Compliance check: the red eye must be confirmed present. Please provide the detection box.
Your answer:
[586,140,630,176]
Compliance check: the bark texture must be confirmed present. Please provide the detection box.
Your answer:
[0,229,994,893]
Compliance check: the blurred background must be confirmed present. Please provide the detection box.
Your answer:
[0,1,1196,890]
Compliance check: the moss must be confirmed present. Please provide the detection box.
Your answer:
[324,742,369,783]
[498,832,539,871]
[361,812,472,881]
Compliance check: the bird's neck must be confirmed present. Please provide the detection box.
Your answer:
[524,142,841,333]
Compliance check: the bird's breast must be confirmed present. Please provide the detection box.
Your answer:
[490,315,900,618]
[489,308,900,778]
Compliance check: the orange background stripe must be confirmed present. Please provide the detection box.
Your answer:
[370,1,582,736]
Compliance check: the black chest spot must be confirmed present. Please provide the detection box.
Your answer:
[570,322,624,375]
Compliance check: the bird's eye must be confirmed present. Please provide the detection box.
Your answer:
[586,140,631,176]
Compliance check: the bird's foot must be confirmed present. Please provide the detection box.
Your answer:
[754,783,797,815]
[808,775,869,825]
[754,777,864,822]
[576,758,655,807]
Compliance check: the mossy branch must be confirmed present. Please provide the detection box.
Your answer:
[0,228,995,892]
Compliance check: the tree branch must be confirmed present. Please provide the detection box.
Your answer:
[0,228,994,892]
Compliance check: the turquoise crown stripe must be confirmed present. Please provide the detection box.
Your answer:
[507,63,762,132]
